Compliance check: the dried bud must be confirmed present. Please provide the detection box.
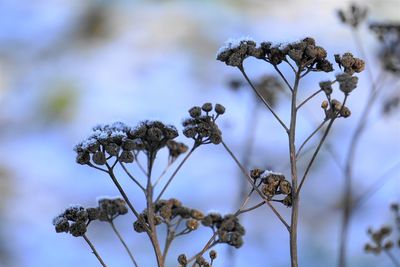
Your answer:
[189,106,202,118]
[202,103,213,112]
[214,103,226,115]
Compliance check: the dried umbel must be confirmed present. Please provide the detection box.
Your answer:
[335,53,365,75]
[201,213,245,248]
[250,169,292,207]
[133,198,205,234]
[337,3,368,28]
[182,103,225,145]
[74,120,183,166]
[365,203,400,267]
[217,37,334,73]
[53,205,89,237]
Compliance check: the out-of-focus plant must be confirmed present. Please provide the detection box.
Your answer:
[365,203,400,267]
[336,4,400,267]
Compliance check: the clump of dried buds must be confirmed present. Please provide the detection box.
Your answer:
[182,103,225,145]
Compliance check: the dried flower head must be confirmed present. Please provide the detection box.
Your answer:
[182,103,225,145]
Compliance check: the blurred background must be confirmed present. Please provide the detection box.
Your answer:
[0,0,399,266]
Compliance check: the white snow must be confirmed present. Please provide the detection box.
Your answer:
[216,36,256,58]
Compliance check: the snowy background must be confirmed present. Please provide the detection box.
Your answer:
[0,0,399,266]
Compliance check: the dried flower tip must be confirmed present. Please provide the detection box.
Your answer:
[337,4,368,28]
[250,168,265,180]
[214,103,226,115]
[336,73,358,94]
[69,221,87,237]
[202,103,213,112]
[189,106,202,118]
[119,150,134,163]
[321,100,329,109]
[190,209,205,220]
[209,250,217,260]
[319,81,333,95]
[186,219,199,230]
[178,254,188,265]
[282,195,293,207]
[53,216,70,233]
[384,241,394,250]
[92,151,106,165]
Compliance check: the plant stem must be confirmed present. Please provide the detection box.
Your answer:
[239,66,289,133]
[385,250,400,267]
[146,153,164,267]
[83,234,107,267]
[289,70,300,267]
[221,140,290,231]
[109,221,139,267]
[155,145,197,202]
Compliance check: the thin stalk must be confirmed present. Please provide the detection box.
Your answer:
[239,66,289,133]
[296,89,323,110]
[221,140,290,231]
[385,250,400,267]
[110,221,139,267]
[83,234,107,267]
[296,119,328,158]
[289,70,301,267]
[155,146,197,202]
[297,96,348,194]
[120,162,146,192]
[274,64,294,92]
[145,153,164,267]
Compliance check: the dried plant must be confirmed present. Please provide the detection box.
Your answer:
[53,33,364,266]
[335,4,400,267]
[365,203,400,267]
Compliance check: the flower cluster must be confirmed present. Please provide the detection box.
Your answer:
[250,169,292,207]
[369,23,400,74]
[337,4,368,28]
[334,53,365,75]
[182,103,225,145]
[365,203,400,256]
[365,226,394,254]
[74,121,184,166]
[53,197,128,237]
[177,250,217,267]
[166,140,189,163]
[321,99,351,119]
[201,213,245,248]
[133,198,204,233]
[217,37,334,72]
[53,205,91,237]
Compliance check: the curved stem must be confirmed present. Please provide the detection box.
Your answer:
[296,89,323,110]
[385,250,400,267]
[238,66,289,133]
[155,146,197,202]
[221,140,290,231]
[296,119,328,158]
[120,162,146,192]
[109,221,139,267]
[83,234,107,267]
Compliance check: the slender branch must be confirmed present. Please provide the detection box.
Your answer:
[238,201,266,215]
[221,140,290,231]
[296,119,328,158]
[83,234,107,267]
[297,95,348,194]
[134,152,148,177]
[385,250,400,267]
[110,221,139,267]
[106,164,142,221]
[120,162,146,192]
[296,89,323,110]
[273,64,294,92]
[154,163,173,188]
[155,146,197,202]
[353,160,400,209]
[238,66,289,133]
[87,162,109,173]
